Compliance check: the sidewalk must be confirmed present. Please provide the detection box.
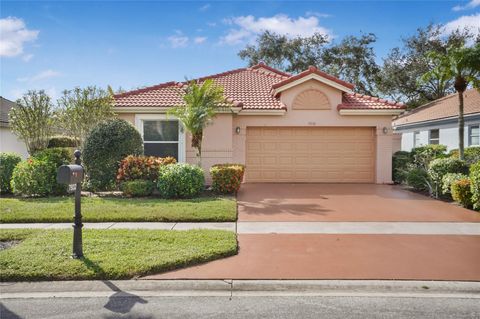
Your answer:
[1,221,480,235]
[2,280,479,299]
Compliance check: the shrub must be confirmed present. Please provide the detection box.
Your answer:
[451,179,473,208]
[157,163,204,198]
[121,180,155,197]
[442,172,468,195]
[0,153,22,194]
[210,163,245,194]
[405,167,430,191]
[392,151,411,184]
[470,162,480,210]
[428,157,469,197]
[117,155,176,183]
[449,147,480,165]
[411,144,447,169]
[33,147,72,167]
[83,119,143,191]
[11,158,66,196]
[47,135,78,148]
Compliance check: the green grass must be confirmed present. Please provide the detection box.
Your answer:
[0,228,237,281]
[0,195,237,223]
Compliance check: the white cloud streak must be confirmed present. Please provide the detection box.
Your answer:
[220,14,332,45]
[452,0,480,11]
[17,69,61,82]
[0,17,39,57]
[443,13,480,38]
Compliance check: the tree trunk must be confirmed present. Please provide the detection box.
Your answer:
[458,91,465,160]
[455,76,467,161]
[191,131,203,167]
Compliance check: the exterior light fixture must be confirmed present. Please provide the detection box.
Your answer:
[382,127,388,134]
[236,126,241,134]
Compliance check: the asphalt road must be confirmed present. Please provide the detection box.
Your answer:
[1,295,479,319]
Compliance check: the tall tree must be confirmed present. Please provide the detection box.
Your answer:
[378,24,477,108]
[9,90,55,154]
[168,79,227,166]
[421,44,480,159]
[238,31,380,95]
[57,86,114,148]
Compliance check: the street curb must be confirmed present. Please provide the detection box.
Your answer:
[1,280,479,299]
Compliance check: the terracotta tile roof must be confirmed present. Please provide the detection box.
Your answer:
[393,89,480,127]
[271,66,355,92]
[114,63,404,111]
[338,93,405,110]
[114,64,289,110]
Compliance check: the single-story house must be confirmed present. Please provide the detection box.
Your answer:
[0,97,28,158]
[393,89,480,152]
[114,63,405,184]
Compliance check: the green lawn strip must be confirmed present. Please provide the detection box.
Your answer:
[0,196,237,223]
[0,229,41,241]
[0,229,238,281]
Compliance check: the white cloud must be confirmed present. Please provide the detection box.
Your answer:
[167,31,189,48]
[22,53,34,62]
[0,17,39,57]
[443,13,480,37]
[17,69,61,82]
[207,22,217,27]
[220,14,332,45]
[453,0,480,11]
[194,36,207,44]
[305,11,331,18]
[199,4,211,12]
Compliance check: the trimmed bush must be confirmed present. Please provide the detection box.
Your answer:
[83,119,143,191]
[442,172,468,195]
[47,136,78,148]
[411,144,447,169]
[117,155,176,183]
[451,179,473,208]
[121,180,155,197]
[470,162,480,210]
[392,151,411,184]
[11,158,66,196]
[157,163,204,198]
[0,152,22,194]
[210,163,245,194]
[428,157,468,197]
[405,167,430,191]
[449,147,480,165]
[33,147,72,167]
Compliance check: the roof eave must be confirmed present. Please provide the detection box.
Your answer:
[339,109,405,116]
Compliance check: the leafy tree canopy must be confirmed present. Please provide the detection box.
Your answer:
[378,24,478,108]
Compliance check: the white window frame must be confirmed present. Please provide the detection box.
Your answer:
[135,114,186,163]
[428,129,440,145]
[413,131,421,147]
[469,124,480,146]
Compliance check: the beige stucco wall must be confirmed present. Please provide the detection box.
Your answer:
[0,127,29,158]
[116,79,396,184]
[231,80,395,184]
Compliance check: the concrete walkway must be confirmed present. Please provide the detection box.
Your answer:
[1,221,480,235]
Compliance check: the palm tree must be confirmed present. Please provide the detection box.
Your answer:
[168,79,227,166]
[421,43,480,160]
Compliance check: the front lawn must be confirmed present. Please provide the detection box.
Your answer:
[0,228,237,281]
[0,195,236,223]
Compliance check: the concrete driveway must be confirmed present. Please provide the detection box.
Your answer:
[237,183,480,222]
[145,183,480,281]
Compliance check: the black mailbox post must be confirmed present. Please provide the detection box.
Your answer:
[57,150,84,259]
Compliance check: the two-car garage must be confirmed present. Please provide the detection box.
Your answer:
[245,127,376,183]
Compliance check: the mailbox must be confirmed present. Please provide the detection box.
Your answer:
[57,165,84,185]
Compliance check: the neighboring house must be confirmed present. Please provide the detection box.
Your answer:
[393,89,480,152]
[114,63,405,184]
[0,97,28,158]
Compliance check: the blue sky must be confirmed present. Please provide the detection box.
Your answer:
[1,1,479,101]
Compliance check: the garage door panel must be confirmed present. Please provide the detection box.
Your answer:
[246,127,375,183]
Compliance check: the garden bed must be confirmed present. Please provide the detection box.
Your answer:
[0,194,236,223]
[0,228,238,281]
